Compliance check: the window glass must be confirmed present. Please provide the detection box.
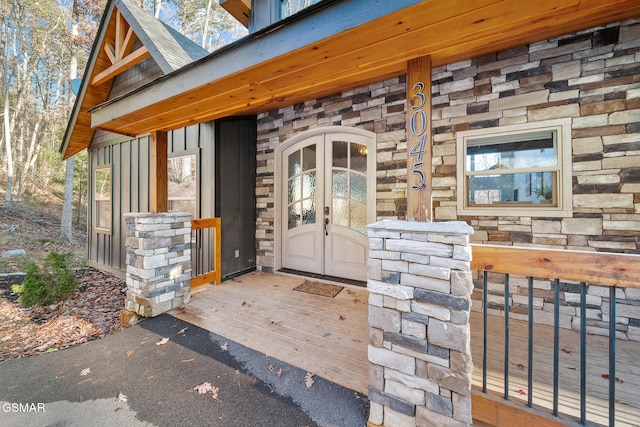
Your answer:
[168,155,197,218]
[463,131,560,207]
[94,168,112,231]
[281,0,321,18]
[288,145,317,229]
[458,124,566,210]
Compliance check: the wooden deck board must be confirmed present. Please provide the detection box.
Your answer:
[170,271,640,425]
[171,271,370,394]
[470,310,640,426]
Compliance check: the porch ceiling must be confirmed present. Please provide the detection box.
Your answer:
[66,0,640,159]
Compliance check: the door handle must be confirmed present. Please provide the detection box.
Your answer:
[324,218,329,236]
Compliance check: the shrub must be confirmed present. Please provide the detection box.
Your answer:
[15,252,78,307]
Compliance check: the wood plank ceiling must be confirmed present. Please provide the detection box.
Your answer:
[64,0,640,159]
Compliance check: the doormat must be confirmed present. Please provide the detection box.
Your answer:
[293,280,344,298]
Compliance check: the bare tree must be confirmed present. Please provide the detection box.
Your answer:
[60,0,80,242]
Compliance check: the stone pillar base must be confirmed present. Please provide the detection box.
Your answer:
[124,212,192,317]
[367,220,475,427]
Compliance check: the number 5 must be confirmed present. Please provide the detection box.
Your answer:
[411,161,425,190]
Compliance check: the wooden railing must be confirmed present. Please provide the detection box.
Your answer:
[470,244,640,427]
[190,217,221,287]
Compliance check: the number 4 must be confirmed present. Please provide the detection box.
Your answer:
[410,134,426,161]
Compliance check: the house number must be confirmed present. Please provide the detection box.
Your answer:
[409,81,427,190]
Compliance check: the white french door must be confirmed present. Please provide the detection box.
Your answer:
[280,129,375,282]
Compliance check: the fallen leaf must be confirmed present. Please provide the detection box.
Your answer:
[268,365,274,371]
[177,327,188,335]
[156,337,169,346]
[602,374,624,383]
[80,368,90,376]
[561,348,572,355]
[277,368,283,377]
[125,350,133,357]
[517,364,525,370]
[241,301,247,307]
[339,315,346,321]
[220,342,228,351]
[193,382,215,394]
[117,392,128,403]
[193,382,220,400]
[518,389,526,395]
[181,358,195,362]
[305,372,315,388]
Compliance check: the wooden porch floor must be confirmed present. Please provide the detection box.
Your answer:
[170,271,640,426]
[170,271,370,394]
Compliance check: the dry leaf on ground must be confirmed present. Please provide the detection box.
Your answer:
[194,382,215,394]
[156,337,169,346]
[193,382,220,400]
[80,368,90,376]
[177,327,188,335]
[305,372,315,388]
[117,392,128,403]
[0,268,126,362]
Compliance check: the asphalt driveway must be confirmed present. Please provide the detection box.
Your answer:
[0,314,368,426]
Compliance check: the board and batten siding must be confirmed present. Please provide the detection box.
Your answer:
[87,123,216,276]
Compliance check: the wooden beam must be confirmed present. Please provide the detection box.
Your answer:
[149,130,168,213]
[220,0,250,28]
[406,56,432,221]
[91,46,151,86]
[471,244,640,289]
[472,390,577,427]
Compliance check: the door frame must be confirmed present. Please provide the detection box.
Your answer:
[274,126,377,276]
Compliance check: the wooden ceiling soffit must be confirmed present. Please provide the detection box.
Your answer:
[92,7,150,87]
[220,0,250,28]
[90,0,640,137]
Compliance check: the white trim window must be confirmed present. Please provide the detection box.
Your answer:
[94,167,112,233]
[168,154,197,218]
[456,119,572,217]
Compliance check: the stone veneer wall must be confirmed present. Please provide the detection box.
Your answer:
[426,19,640,341]
[429,19,640,252]
[255,79,409,271]
[367,220,475,427]
[124,212,192,317]
[255,19,640,341]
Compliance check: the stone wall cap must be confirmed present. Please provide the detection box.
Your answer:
[124,212,193,218]
[368,220,474,235]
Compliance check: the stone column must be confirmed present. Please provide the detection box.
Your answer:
[367,220,474,427]
[124,212,192,317]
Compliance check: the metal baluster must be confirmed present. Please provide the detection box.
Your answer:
[483,271,488,394]
[580,282,587,424]
[528,276,534,408]
[609,287,617,426]
[553,278,560,417]
[504,274,510,400]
